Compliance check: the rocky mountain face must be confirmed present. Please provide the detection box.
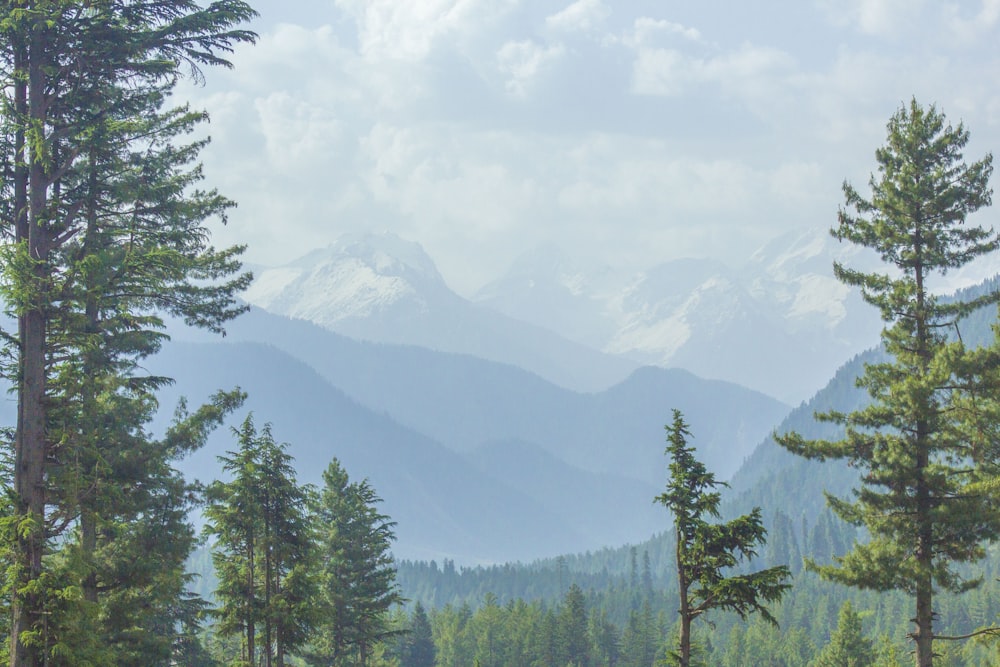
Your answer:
[243,230,887,402]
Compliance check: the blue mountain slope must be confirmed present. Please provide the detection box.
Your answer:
[148,341,586,563]
[172,307,790,487]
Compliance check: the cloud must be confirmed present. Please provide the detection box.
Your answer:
[173,0,1000,295]
[631,17,702,45]
[817,0,928,37]
[546,0,611,34]
[631,41,794,99]
[497,40,567,96]
[946,0,1000,44]
[333,0,516,61]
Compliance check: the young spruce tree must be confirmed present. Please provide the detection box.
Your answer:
[776,99,1000,667]
[657,409,790,667]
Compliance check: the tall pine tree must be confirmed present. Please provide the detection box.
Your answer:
[306,458,403,666]
[204,415,314,667]
[776,99,1000,667]
[0,3,256,664]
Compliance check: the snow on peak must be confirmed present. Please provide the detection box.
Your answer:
[242,231,447,325]
[300,231,444,284]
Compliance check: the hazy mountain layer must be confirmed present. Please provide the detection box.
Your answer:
[172,306,789,487]
[477,229,886,402]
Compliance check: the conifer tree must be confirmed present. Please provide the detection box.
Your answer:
[204,415,314,667]
[306,458,403,666]
[401,602,436,667]
[657,409,790,667]
[776,100,1000,667]
[813,601,875,667]
[0,3,256,665]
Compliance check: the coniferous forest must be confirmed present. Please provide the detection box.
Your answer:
[4,3,1000,667]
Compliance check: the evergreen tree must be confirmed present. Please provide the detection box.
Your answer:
[557,583,590,666]
[401,602,435,667]
[812,601,875,667]
[204,415,314,667]
[0,3,256,665]
[589,609,621,667]
[306,458,404,666]
[657,409,790,667]
[776,100,1000,667]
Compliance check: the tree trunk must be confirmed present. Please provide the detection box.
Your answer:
[676,527,691,667]
[912,242,934,667]
[11,15,51,667]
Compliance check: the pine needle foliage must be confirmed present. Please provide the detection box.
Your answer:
[776,99,1000,667]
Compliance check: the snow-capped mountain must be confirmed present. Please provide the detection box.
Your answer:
[243,228,889,402]
[242,232,638,393]
[243,233,450,326]
[475,228,885,403]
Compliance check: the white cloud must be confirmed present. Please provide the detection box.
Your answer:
[546,0,611,34]
[254,92,343,171]
[631,42,794,99]
[631,17,702,45]
[946,0,1000,43]
[817,0,928,36]
[173,0,1000,294]
[333,0,516,61]
[496,40,567,96]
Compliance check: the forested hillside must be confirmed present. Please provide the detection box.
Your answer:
[394,276,1000,665]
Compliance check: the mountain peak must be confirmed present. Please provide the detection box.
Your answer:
[294,231,444,283]
[242,231,449,325]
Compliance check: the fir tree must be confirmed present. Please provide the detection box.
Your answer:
[204,415,314,667]
[813,601,876,667]
[0,3,256,664]
[776,100,1000,667]
[401,602,436,667]
[306,458,404,666]
[657,409,790,667]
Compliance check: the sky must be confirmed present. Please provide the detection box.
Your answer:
[176,0,1000,297]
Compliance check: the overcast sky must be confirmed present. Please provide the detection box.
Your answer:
[176,0,1000,296]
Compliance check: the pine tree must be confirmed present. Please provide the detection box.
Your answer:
[556,584,590,666]
[204,415,314,667]
[401,602,436,667]
[0,3,256,665]
[306,458,404,666]
[657,409,790,667]
[776,100,1000,667]
[813,601,876,667]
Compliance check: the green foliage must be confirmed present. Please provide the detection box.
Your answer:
[204,414,314,667]
[657,409,790,666]
[776,100,1000,665]
[812,601,875,667]
[304,458,404,666]
[0,2,257,665]
[398,601,435,667]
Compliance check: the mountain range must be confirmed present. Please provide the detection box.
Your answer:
[162,307,788,563]
[241,233,638,393]
[476,229,888,403]
[243,230,886,403]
